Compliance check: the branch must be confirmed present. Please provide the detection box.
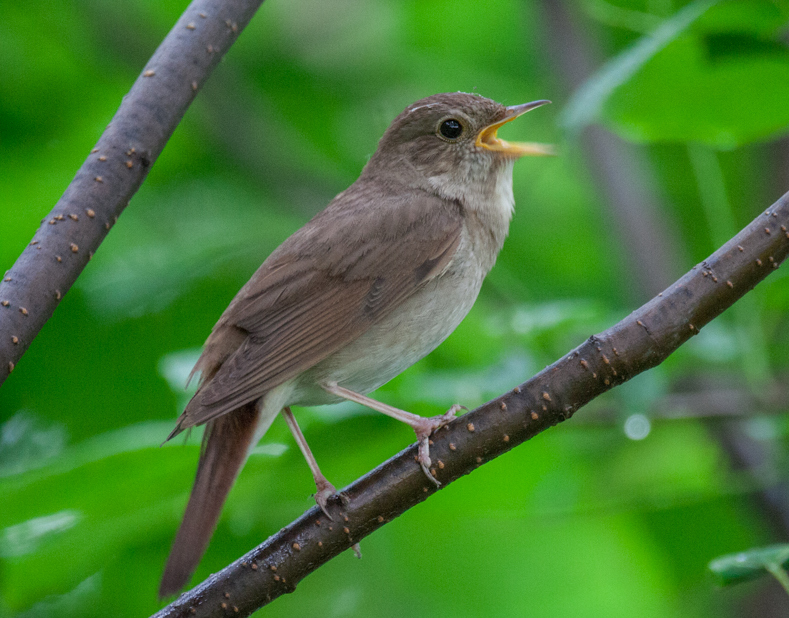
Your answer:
[0,0,265,385]
[153,192,789,617]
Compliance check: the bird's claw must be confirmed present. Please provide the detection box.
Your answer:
[417,436,440,487]
[414,403,463,487]
[314,478,337,520]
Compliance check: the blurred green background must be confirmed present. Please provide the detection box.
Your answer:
[3,0,789,616]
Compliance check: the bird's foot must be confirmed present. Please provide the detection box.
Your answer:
[413,404,464,486]
[314,477,337,520]
[319,383,464,486]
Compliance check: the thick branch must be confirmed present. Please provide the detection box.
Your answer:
[0,0,265,385]
[154,193,789,617]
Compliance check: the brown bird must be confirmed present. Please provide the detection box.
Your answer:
[159,92,553,596]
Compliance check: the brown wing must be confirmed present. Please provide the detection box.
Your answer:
[177,185,464,429]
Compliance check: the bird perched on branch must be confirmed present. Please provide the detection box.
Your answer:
[159,91,553,596]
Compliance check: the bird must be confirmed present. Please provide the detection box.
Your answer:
[159,91,553,596]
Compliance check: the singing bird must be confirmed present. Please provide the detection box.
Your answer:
[159,92,553,596]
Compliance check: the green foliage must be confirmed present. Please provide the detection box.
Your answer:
[605,2,789,147]
[562,0,718,133]
[709,544,789,593]
[566,0,789,147]
[2,0,789,616]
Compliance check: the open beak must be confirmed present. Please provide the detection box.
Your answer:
[475,100,555,157]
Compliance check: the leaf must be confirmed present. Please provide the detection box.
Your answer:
[561,0,718,132]
[602,33,789,147]
[708,544,789,585]
[562,0,789,147]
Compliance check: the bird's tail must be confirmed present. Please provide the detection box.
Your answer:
[159,402,260,598]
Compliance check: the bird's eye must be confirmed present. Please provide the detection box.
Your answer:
[438,118,463,140]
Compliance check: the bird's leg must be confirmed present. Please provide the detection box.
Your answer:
[281,407,336,518]
[321,382,461,487]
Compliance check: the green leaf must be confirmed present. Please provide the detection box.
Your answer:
[561,0,718,132]
[563,0,789,147]
[602,33,789,147]
[708,544,789,586]
[697,0,789,35]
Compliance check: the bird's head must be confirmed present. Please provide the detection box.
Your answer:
[364,92,554,202]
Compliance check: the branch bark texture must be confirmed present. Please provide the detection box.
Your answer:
[154,193,789,618]
[0,0,265,385]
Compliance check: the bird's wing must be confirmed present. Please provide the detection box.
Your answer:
[177,188,464,429]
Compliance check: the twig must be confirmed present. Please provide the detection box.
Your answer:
[154,192,789,617]
[0,0,265,385]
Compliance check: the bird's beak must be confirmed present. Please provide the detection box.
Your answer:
[475,100,556,157]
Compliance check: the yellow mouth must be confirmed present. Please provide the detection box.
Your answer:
[475,100,556,158]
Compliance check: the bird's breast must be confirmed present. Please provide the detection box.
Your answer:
[290,231,490,406]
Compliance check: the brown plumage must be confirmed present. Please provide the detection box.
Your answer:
[160,403,259,595]
[169,189,464,431]
[159,92,552,597]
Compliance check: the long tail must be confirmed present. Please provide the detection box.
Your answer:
[159,402,260,598]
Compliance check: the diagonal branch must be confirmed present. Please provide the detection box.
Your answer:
[0,0,266,385]
[154,193,789,618]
